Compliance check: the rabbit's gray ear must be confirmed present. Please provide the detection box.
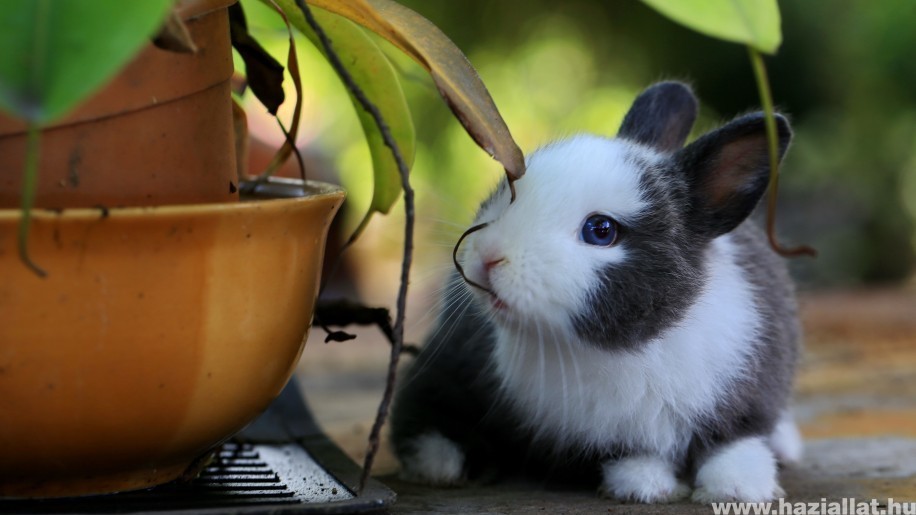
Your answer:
[677,112,792,238]
[618,82,698,152]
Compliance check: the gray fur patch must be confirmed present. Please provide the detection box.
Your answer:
[574,148,705,349]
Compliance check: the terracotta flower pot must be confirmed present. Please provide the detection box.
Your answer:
[0,180,344,498]
[0,0,239,209]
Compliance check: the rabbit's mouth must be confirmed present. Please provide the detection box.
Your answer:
[489,293,508,312]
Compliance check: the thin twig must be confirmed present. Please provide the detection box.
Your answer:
[276,118,307,181]
[18,124,47,278]
[453,222,492,294]
[293,0,415,493]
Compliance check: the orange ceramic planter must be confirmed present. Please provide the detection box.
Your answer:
[0,181,344,498]
[0,0,239,209]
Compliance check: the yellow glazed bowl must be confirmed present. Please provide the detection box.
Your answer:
[0,181,344,498]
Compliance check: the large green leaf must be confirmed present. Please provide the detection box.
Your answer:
[308,0,526,193]
[0,0,174,123]
[640,0,782,54]
[269,0,415,217]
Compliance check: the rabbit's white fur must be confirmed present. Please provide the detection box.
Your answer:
[601,455,691,503]
[464,136,761,460]
[391,84,801,504]
[692,437,784,503]
[466,136,650,327]
[399,431,465,486]
[770,410,804,464]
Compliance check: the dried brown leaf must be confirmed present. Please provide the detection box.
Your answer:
[258,0,305,179]
[229,2,286,115]
[308,0,526,189]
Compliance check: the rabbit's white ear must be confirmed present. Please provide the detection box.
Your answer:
[677,113,792,238]
[618,82,698,153]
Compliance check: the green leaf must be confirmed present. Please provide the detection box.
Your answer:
[640,0,782,54]
[268,0,416,216]
[308,0,526,196]
[0,0,174,124]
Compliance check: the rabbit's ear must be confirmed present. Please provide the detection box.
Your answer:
[677,112,792,238]
[618,82,698,153]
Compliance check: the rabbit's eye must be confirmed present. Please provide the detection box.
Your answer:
[581,214,619,246]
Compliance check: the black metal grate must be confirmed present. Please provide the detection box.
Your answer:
[197,443,300,500]
[169,442,304,506]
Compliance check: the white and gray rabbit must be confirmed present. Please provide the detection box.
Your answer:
[391,82,802,503]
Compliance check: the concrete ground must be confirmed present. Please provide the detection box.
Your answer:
[295,287,916,513]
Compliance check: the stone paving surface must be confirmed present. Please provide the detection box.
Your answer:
[296,288,916,513]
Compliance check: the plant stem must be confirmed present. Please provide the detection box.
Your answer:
[748,47,816,258]
[293,0,414,493]
[18,124,47,278]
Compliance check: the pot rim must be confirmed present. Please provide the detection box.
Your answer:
[0,180,344,222]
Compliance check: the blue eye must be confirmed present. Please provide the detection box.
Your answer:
[581,214,619,246]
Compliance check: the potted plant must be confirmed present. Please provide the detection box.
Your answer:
[0,0,524,498]
[0,0,348,498]
[0,0,241,211]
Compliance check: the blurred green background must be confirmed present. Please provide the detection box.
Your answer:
[242,0,916,292]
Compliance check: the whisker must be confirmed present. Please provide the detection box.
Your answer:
[403,287,476,380]
[536,320,547,429]
[548,321,570,440]
[561,325,586,434]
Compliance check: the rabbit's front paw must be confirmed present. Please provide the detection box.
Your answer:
[769,411,804,466]
[692,436,784,503]
[600,455,691,503]
[398,432,466,486]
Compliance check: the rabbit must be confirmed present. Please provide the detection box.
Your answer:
[390,82,802,504]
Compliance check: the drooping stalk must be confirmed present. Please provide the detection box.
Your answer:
[293,0,414,493]
[748,47,816,258]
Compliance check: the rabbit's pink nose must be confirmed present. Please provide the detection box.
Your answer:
[483,257,506,273]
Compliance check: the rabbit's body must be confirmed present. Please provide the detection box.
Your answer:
[391,83,802,503]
